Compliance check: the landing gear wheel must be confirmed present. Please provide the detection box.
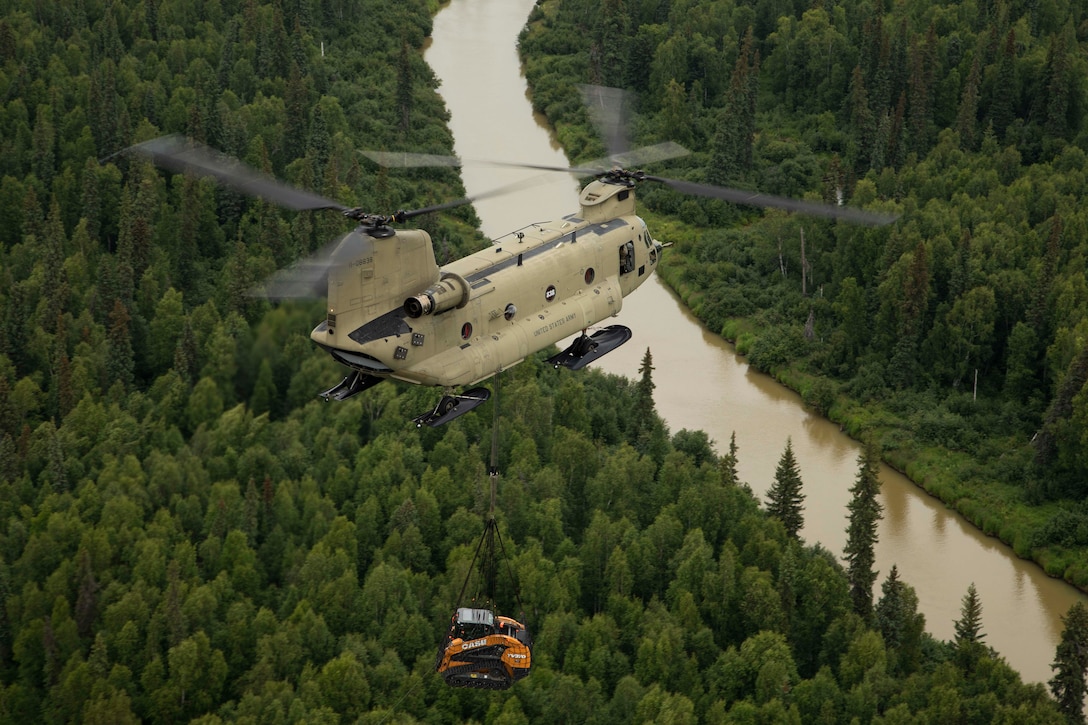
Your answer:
[413,387,491,427]
[547,325,633,371]
[571,334,596,357]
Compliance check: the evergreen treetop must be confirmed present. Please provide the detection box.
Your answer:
[765,436,805,539]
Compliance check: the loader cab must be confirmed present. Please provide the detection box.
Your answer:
[453,607,495,640]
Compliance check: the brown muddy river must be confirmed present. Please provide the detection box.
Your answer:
[425,0,1086,686]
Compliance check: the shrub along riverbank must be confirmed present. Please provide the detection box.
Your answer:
[518,0,1088,591]
[656,212,1088,590]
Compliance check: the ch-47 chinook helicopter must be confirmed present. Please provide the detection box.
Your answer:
[127,88,895,426]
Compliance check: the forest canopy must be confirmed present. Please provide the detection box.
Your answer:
[0,0,1077,722]
[518,0,1088,588]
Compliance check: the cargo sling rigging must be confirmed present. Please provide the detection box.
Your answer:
[434,383,533,689]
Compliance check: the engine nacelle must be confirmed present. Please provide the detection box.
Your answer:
[404,273,470,318]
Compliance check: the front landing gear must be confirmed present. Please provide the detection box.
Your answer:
[320,369,384,401]
[414,387,491,427]
[547,325,633,371]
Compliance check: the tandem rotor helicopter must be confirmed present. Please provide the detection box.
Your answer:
[126,86,895,426]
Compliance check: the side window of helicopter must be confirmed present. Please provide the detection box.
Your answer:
[619,241,635,274]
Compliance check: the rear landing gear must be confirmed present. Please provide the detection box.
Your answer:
[414,387,491,427]
[319,370,384,401]
[570,333,598,357]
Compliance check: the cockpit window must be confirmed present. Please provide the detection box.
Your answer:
[454,608,495,640]
[619,241,635,274]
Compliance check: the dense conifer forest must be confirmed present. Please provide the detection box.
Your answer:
[518,0,1088,590]
[0,0,1081,721]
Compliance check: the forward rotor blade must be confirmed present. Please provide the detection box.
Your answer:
[480,159,607,176]
[576,86,693,168]
[362,140,690,178]
[363,148,603,177]
[588,141,691,170]
[360,150,463,168]
[125,135,350,213]
[646,176,899,226]
[473,142,690,177]
[579,84,631,160]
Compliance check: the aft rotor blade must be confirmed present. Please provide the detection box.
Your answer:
[646,175,899,226]
[125,135,350,213]
[251,231,369,299]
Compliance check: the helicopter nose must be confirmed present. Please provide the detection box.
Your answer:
[652,240,664,263]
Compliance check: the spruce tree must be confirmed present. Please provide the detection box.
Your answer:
[954,582,986,672]
[1050,601,1088,724]
[766,438,805,539]
[875,565,906,646]
[989,29,1017,138]
[633,347,667,462]
[173,317,198,385]
[249,358,277,417]
[874,565,925,676]
[720,431,740,486]
[106,298,135,390]
[80,156,102,244]
[596,0,630,85]
[1042,22,1075,141]
[955,57,981,150]
[396,39,413,136]
[708,28,758,185]
[308,103,330,184]
[844,440,883,618]
[635,347,655,424]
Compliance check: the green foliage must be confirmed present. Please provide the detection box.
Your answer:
[765,437,805,539]
[520,0,1088,586]
[844,441,884,619]
[953,583,987,673]
[874,566,926,677]
[0,0,1072,721]
[1049,601,1088,724]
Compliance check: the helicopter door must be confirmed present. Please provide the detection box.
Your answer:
[619,241,635,275]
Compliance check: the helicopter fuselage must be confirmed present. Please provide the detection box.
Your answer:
[126,129,889,414]
[311,179,661,388]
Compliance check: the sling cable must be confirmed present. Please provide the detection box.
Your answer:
[435,381,532,689]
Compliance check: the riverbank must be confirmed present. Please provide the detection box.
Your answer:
[509,0,1088,592]
[647,213,1088,594]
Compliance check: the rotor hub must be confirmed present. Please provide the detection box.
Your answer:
[600,168,646,187]
[343,209,411,237]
